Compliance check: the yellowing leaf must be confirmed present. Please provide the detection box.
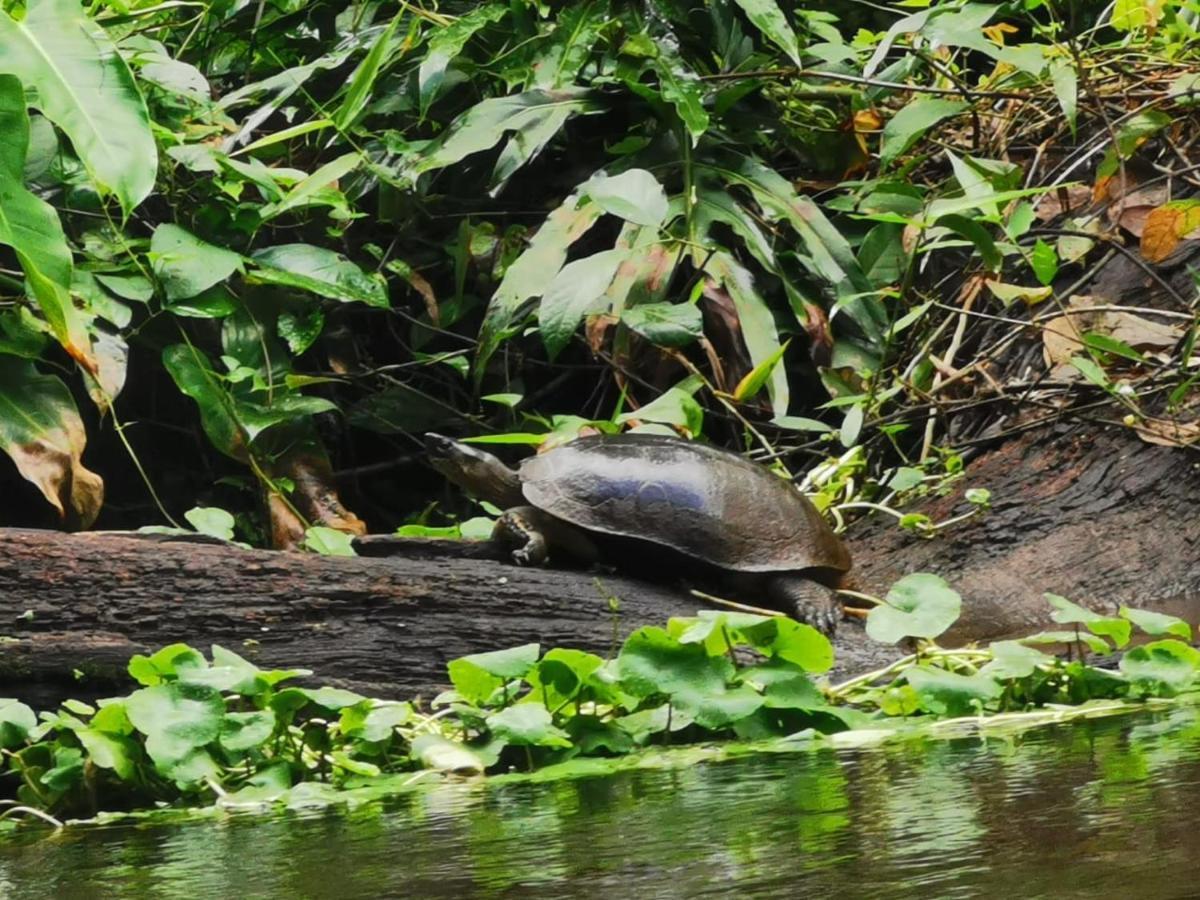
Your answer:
[985,281,1052,307]
[1141,200,1200,263]
[0,357,103,527]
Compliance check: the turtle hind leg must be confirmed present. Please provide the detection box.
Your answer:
[493,506,598,567]
[767,574,842,636]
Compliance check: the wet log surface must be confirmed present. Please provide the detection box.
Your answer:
[1,419,1197,708]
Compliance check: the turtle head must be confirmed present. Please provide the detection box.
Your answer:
[425,433,525,508]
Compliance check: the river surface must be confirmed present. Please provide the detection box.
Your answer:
[2,705,1199,899]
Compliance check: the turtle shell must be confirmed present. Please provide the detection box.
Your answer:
[518,434,850,574]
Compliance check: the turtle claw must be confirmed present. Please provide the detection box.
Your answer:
[769,576,841,637]
[796,596,840,637]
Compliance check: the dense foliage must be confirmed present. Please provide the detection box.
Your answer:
[1,0,1197,540]
[3,579,1198,824]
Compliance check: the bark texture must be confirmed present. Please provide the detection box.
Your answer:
[0,528,894,705]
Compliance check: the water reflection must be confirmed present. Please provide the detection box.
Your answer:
[5,705,1200,898]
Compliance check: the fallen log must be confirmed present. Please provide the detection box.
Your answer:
[0,528,897,707]
[2,417,1197,708]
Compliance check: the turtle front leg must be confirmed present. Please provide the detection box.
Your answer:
[768,574,842,636]
[493,506,550,565]
[493,506,599,567]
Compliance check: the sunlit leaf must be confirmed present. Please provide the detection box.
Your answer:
[0,0,156,212]
[866,573,962,644]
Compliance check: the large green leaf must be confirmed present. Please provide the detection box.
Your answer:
[418,5,508,115]
[582,169,670,227]
[528,0,607,89]
[402,88,602,181]
[250,244,388,308]
[538,248,629,358]
[477,193,603,373]
[0,0,156,213]
[866,573,962,644]
[1121,640,1200,694]
[334,14,403,129]
[0,357,103,527]
[879,98,968,167]
[0,75,90,368]
[1045,593,1132,648]
[706,252,789,412]
[125,682,223,776]
[649,44,709,143]
[732,0,801,65]
[161,343,246,460]
[151,225,244,302]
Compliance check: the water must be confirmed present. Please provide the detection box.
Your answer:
[4,705,1200,899]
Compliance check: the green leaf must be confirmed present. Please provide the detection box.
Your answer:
[880,99,968,167]
[334,13,402,129]
[0,698,36,749]
[583,169,669,227]
[151,225,243,302]
[1021,630,1112,655]
[0,0,156,212]
[412,734,485,775]
[418,5,507,115]
[1120,640,1200,693]
[980,640,1053,679]
[1119,607,1192,641]
[125,683,224,769]
[649,45,709,143]
[219,710,277,753]
[839,403,864,449]
[866,573,962,644]
[932,214,1001,271]
[707,251,789,411]
[75,728,137,780]
[457,643,540,680]
[479,193,603,373]
[403,88,601,180]
[0,75,87,366]
[259,152,361,222]
[183,506,235,541]
[732,0,801,64]
[734,339,791,404]
[486,703,571,748]
[1081,333,1143,363]
[616,383,703,434]
[162,344,246,460]
[733,616,835,673]
[251,244,388,308]
[300,687,367,711]
[448,644,539,706]
[538,248,629,358]
[904,666,1002,716]
[621,302,703,347]
[303,526,357,556]
[339,701,411,742]
[0,357,104,528]
[1068,356,1111,391]
[1045,593,1131,648]
[1030,239,1058,285]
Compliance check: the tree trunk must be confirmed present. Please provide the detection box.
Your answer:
[1,420,1195,707]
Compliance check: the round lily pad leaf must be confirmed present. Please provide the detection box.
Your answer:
[866,573,962,644]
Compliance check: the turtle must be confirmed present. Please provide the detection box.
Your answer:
[425,432,852,634]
